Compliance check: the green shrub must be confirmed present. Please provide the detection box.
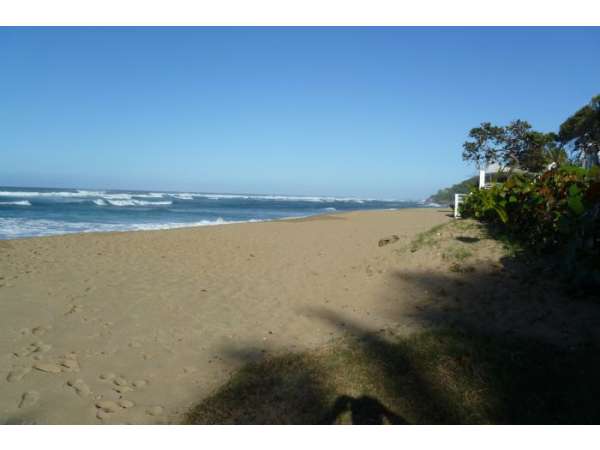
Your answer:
[461,166,600,285]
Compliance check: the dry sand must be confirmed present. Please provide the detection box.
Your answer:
[0,208,451,424]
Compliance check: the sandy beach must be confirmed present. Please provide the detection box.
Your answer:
[0,208,453,424]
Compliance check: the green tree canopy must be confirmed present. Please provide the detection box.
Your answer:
[558,94,600,168]
[462,122,504,170]
[462,120,557,172]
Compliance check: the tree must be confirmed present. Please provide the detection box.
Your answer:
[503,119,534,168]
[559,94,600,168]
[462,120,556,173]
[462,122,505,170]
[521,130,561,172]
[541,132,569,168]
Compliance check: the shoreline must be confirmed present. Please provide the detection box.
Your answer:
[0,207,439,242]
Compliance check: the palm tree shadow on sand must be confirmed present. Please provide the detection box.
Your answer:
[185,223,600,425]
[185,295,600,424]
[321,395,408,425]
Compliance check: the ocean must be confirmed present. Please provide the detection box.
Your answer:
[0,186,431,240]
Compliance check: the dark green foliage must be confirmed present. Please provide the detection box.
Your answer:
[559,95,600,168]
[544,142,569,167]
[461,166,600,285]
[519,130,559,172]
[462,122,505,169]
[428,176,478,205]
[462,120,561,173]
[428,172,513,205]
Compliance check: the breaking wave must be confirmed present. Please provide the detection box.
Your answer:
[95,199,173,207]
[0,189,381,204]
[0,200,31,206]
[0,187,419,240]
[0,217,260,239]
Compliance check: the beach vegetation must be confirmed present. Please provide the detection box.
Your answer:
[460,165,600,286]
[460,94,600,174]
[462,120,558,173]
[407,223,447,252]
[427,176,479,205]
[559,94,600,168]
[442,246,473,262]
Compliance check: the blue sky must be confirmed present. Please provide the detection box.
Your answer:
[1,27,599,199]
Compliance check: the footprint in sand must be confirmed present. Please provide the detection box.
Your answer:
[67,379,91,398]
[31,325,52,337]
[119,399,135,409]
[95,409,111,421]
[12,341,51,358]
[60,354,80,372]
[113,376,128,386]
[132,379,148,388]
[95,399,136,421]
[61,359,80,371]
[64,304,83,316]
[34,342,53,354]
[33,362,62,374]
[111,376,134,394]
[99,372,116,381]
[96,400,120,413]
[114,385,133,394]
[146,406,164,416]
[13,345,36,358]
[7,366,31,382]
[18,391,40,408]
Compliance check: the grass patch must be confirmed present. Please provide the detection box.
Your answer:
[407,220,485,254]
[185,328,600,424]
[442,246,473,262]
[408,223,447,252]
[452,220,482,232]
[448,262,476,273]
[488,230,525,258]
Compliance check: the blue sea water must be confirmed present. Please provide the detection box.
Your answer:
[0,186,432,240]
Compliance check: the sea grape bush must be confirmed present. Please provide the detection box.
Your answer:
[461,166,600,284]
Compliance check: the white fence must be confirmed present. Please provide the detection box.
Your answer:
[454,193,467,218]
[453,169,486,218]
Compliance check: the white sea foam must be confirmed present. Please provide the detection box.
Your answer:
[132,192,166,199]
[0,190,142,202]
[0,190,127,199]
[167,192,371,203]
[0,200,31,206]
[93,198,172,207]
[102,194,133,200]
[0,217,261,239]
[0,189,384,204]
[105,199,172,207]
[170,193,195,200]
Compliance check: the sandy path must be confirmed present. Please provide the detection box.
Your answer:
[0,208,449,424]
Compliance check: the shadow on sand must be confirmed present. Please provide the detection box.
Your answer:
[185,222,600,425]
